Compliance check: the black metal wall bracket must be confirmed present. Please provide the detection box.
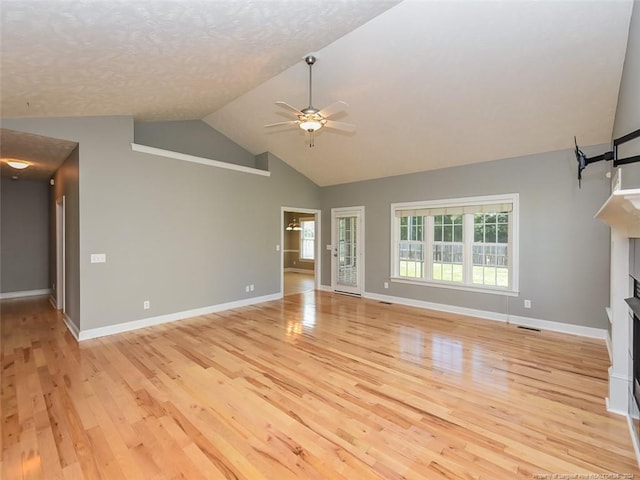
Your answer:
[575,128,640,187]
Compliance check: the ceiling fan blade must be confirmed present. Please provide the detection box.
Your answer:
[264,120,299,128]
[275,101,303,115]
[318,100,348,119]
[324,120,356,133]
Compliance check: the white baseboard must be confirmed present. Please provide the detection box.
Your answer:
[0,288,51,300]
[608,369,630,415]
[63,312,80,341]
[508,314,607,339]
[360,291,607,339]
[318,285,332,292]
[627,413,640,468]
[605,332,613,362]
[284,268,314,274]
[363,291,509,323]
[49,295,58,310]
[77,293,281,341]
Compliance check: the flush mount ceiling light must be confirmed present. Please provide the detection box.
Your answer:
[5,159,30,170]
[265,55,356,147]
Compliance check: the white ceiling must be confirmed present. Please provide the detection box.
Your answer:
[0,0,399,120]
[0,0,634,186]
[0,129,78,181]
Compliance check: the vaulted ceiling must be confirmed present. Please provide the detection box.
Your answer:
[0,1,634,186]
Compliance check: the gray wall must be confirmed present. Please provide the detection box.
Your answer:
[1,114,614,332]
[614,0,640,189]
[50,146,81,329]
[134,120,259,169]
[0,177,50,293]
[3,116,320,332]
[320,146,611,329]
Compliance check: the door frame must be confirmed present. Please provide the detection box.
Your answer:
[56,196,66,312]
[331,206,365,295]
[280,206,321,297]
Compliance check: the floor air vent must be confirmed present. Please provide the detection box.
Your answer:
[379,301,393,305]
[517,325,541,332]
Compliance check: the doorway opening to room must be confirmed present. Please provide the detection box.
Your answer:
[281,207,321,296]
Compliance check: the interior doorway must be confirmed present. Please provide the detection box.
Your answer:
[281,207,321,296]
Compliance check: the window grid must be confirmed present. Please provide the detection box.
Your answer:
[391,195,517,294]
[398,216,425,278]
[300,219,315,261]
[472,212,509,287]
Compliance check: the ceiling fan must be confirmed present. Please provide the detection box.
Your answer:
[264,55,355,147]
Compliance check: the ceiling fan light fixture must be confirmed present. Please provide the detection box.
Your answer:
[299,119,323,132]
[5,159,30,170]
[265,54,354,146]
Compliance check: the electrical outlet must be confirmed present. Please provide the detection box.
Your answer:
[250,284,255,292]
[524,299,531,309]
[143,300,150,310]
[245,285,250,292]
[384,282,389,289]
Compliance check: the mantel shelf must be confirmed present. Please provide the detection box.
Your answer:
[594,188,640,237]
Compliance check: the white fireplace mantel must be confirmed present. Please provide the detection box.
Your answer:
[597,186,640,465]
[595,188,640,237]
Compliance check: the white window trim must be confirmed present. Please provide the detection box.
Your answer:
[390,193,519,296]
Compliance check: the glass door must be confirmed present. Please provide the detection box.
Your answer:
[331,207,364,295]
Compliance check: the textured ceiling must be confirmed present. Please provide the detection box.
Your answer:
[0,0,399,121]
[0,129,77,181]
[205,0,634,185]
[0,0,634,186]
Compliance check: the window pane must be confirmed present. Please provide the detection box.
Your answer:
[398,241,424,278]
[485,224,496,243]
[454,225,462,242]
[434,225,442,242]
[444,226,452,242]
[498,224,508,243]
[474,224,483,242]
[432,243,463,283]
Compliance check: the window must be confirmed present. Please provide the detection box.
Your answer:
[300,218,315,261]
[391,194,518,294]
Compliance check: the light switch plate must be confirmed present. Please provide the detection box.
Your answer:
[90,253,106,263]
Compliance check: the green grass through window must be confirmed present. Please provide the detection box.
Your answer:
[399,262,509,287]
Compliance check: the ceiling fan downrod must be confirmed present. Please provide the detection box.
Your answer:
[304,55,317,114]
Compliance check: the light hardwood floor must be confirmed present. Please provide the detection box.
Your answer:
[1,293,638,479]
[283,271,315,296]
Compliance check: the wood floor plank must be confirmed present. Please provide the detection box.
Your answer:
[1,293,638,479]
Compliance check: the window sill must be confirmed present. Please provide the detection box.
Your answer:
[390,277,519,297]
